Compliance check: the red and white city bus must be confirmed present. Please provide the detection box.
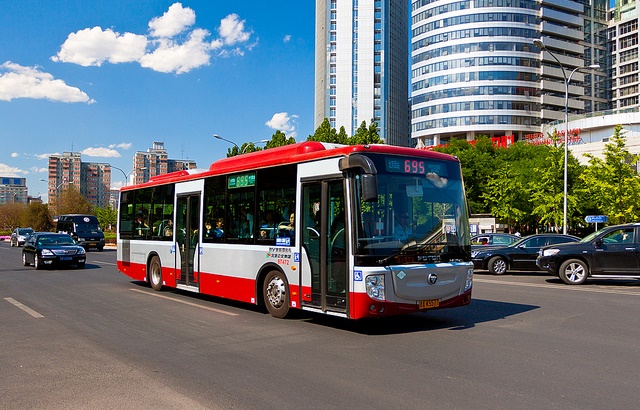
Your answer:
[117,142,473,319]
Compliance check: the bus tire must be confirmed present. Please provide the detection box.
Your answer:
[263,270,290,318]
[149,256,163,291]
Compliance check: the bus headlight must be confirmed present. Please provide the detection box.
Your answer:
[464,268,473,292]
[366,275,385,301]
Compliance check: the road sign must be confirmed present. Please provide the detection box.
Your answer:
[585,215,608,223]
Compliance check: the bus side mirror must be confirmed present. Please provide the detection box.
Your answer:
[361,174,378,202]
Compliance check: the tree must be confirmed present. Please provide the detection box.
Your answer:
[95,206,117,231]
[308,118,338,143]
[434,136,497,213]
[264,130,296,149]
[350,120,383,145]
[481,163,529,231]
[0,202,26,231]
[580,125,640,224]
[55,186,93,215]
[21,202,52,231]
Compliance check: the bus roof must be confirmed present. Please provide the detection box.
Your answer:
[120,142,458,191]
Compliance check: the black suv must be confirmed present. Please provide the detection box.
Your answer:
[472,234,580,275]
[537,223,640,285]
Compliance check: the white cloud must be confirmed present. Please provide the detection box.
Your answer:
[108,142,133,150]
[218,14,252,46]
[111,181,124,190]
[0,61,94,103]
[148,2,195,38]
[30,166,48,173]
[0,163,28,177]
[265,112,298,137]
[283,35,291,43]
[11,152,19,158]
[140,28,212,74]
[50,3,254,75]
[52,27,147,67]
[81,147,121,157]
[35,152,60,160]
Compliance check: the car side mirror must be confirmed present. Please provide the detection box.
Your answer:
[595,238,603,247]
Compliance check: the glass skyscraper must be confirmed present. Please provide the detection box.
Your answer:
[315,0,409,146]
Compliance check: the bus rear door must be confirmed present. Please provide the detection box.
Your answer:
[175,181,203,290]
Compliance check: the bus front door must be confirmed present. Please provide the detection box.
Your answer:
[301,180,347,314]
[176,194,200,288]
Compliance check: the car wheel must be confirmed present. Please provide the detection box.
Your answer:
[149,256,163,291]
[34,254,42,270]
[559,259,588,285]
[11,239,15,247]
[263,270,290,318]
[97,246,104,252]
[22,252,30,266]
[488,256,508,275]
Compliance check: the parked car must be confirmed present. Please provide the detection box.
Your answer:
[472,233,580,275]
[537,223,640,285]
[10,227,34,247]
[22,232,86,269]
[471,233,519,248]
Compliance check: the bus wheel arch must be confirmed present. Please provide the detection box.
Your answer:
[148,253,163,291]
[260,267,291,319]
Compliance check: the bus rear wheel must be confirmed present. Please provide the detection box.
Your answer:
[149,256,163,291]
[263,270,290,318]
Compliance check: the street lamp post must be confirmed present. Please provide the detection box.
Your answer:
[213,134,268,155]
[111,166,143,186]
[533,40,599,234]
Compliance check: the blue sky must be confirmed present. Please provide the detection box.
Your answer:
[0,1,316,201]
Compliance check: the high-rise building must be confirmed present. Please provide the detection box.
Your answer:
[47,152,111,210]
[609,0,639,111]
[315,0,409,146]
[81,162,111,210]
[0,177,28,204]
[410,0,607,147]
[132,142,197,185]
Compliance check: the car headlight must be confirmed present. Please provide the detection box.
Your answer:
[541,248,560,257]
[77,247,86,255]
[464,268,473,292]
[78,237,85,242]
[41,249,54,256]
[471,250,479,258]
[365,275,385,301]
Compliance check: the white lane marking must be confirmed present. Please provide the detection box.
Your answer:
[474,277,640,296]
[129,289,239,316]
[4,297,44,318]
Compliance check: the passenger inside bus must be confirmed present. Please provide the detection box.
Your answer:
[278,213,295,239]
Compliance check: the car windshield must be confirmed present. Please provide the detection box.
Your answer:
[580,229,603,243]
[354,153,470,263]
[38,235,75,246]
[18,228,33,235]
[75,222,101,233]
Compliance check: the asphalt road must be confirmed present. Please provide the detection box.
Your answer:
[1,241,639,409]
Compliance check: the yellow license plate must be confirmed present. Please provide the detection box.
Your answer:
[418,299,440,309]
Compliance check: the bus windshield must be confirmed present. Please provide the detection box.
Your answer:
[355,153,470,263]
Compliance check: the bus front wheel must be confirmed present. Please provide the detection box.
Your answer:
[149,256,163,291]
[263,270,290,318]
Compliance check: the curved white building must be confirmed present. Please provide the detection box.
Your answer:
[410,0,607,147]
